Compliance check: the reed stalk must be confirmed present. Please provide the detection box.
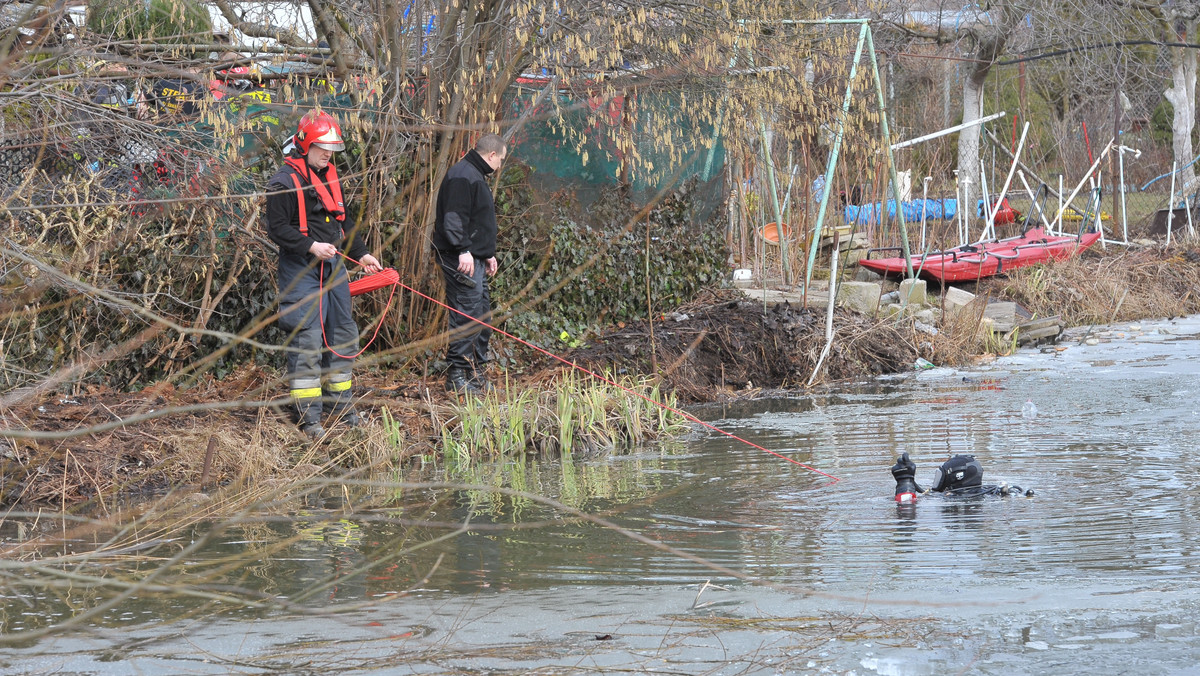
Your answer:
[440,371,687,468]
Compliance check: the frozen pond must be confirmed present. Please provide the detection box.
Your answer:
[6,316,1200,674]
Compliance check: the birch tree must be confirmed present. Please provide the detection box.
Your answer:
[1153,0,1200,194]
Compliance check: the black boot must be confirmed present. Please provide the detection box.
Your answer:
[295,397,325,439]
[470,365,494,392]
[446,366,481,394]
[324,389,361,427]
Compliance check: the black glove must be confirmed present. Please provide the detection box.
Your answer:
[891,452,923,498]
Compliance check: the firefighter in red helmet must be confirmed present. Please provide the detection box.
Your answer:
[265,110,382,439]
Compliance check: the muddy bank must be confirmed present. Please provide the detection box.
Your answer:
[564,289,923,402]
[5,245,1200,506]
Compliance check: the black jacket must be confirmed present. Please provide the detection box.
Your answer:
[265,161,368,261]
[433,150,498,258]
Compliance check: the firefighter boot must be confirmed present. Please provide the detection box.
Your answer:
[446,367,482,394]
[470,364,494,393]
[324,389,360,427]
[323,372,359,427]
[294,395,325,440]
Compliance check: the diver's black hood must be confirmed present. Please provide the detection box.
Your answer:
[932,455,983,492]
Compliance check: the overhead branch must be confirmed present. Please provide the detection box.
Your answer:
[210,0,307,47]
[305,0,358,107]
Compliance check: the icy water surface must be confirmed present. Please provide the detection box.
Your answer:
[7,316,1200,674]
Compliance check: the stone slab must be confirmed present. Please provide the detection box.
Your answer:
[836,281,882,316]
[943,286,976,314]
[899,278,927,306]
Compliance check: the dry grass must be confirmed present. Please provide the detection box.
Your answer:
[978,244,1200,325]
[928,299,994,366]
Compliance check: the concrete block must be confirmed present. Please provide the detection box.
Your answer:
[836,281,881,315]
[842,248,868,265]
[943,286,976,314]
[854,265,882,282]
[884,303,905,319]
[899,278,927,306]
[914,309,936,324]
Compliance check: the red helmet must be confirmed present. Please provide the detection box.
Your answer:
[295,110,345,153]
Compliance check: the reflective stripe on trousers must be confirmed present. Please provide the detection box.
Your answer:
[277,254,359,390]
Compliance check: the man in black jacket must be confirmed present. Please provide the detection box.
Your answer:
[433,134,506,394]
[265,110,381,438]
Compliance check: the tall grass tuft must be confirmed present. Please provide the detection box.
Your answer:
[440,371,687,467]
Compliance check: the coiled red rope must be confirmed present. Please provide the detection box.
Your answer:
[318,257,397,359]
[330,250,839,483]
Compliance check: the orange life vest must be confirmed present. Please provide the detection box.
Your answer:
[283,156,345,236]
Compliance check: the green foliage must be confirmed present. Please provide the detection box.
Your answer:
[492,178,727,352]
[1150,97,1200,149]
[1151,98,1172,147]
[87,0,212,42]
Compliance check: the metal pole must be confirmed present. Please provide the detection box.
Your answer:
[1118,147,1129,243]
[1058,175,1064,236]
[1017,170,1049,229]
[952,171,961,245]
[919,176,931,251]
[804,22,869,290]
[1050,140,1115,234]
[983,121,1029,240]
[984,128,1065,203]
[891,111,1007,151]
[1168,161,1177,246]
[960,177,972,245]
[865,27,914,277]
[1090,177,1106,249]
[979,158,991,240]
[739,18,872,25]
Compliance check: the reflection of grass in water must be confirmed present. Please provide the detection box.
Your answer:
[6,476,919,671]
[685,611,955,656]
[2,373,690,647]
[450,436,685,521]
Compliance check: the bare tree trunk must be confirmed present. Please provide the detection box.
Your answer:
[1165,26,1198,195]
[957,64,987,224]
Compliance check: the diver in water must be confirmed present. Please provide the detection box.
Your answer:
[891,452,1034,503]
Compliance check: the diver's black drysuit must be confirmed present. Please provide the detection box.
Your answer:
[892,453,1033,502]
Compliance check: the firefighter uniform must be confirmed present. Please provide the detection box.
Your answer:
[265,155,368,431]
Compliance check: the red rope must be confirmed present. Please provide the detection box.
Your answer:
[318,255,398,359]
[1082,121,1094,165]
[331,251,839,483]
